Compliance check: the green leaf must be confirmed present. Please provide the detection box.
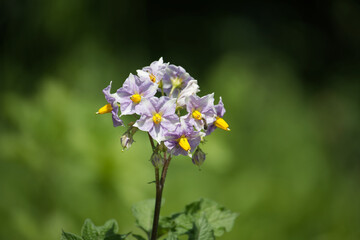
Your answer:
[131,234,147,240]
[81,219,99,240]
[104,233,129,240]
[131,199,156,234]
[98,219,119,238]
[173,214,193,235]
[188,215,215,240]
[80,218,128,240]
[165,231,179,240]
[185,199,238,237]
[61,231,83,240]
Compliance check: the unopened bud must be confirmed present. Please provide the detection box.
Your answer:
[120,131,134,151]
[192,147,206,166]
[151,152,164,168]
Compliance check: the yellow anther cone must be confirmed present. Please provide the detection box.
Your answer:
[192,110,202,120]
[96,103,113,114]
[179,136,191,152]
[152,113,162,124]
[214,117,230,131]
[149,74,156,83]
[130,94,141,103]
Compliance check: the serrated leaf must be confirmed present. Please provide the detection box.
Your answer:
[185,199,238,237]
[80,218,128,240]
[98,219,119,238]
[131,234,146,240]
[131,199,156,234]
[81,219,99,240]
[173,214,193,235]
[188,215,215,240]
[104,233,129,240]
[61,231,83,240]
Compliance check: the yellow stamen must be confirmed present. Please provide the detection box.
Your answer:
[96,103,113,114]
[150,74,156,83]
[214,117,230,131]
[178,136,191,152]
[130,94,141,104]
[192,110,202,120]
[152,113,162,124]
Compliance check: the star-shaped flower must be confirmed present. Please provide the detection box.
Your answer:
[164,119,203,157]
[137,57,168,84]
[117,74,158,115]
[134,97,179,143]
[184,93,216,131]
[96,81,123,127]
[162,64,194,98]
[206,97,230,135]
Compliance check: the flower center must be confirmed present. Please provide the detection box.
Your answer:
[178,136,191,152]
[214,117,230,131]
[171,77,182,88]
[152,113,162,124]
[96,103,113,114]
[130,94,141,104]
[192,110,202,120]
[149,74,156,83]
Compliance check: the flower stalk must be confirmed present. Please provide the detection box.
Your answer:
[150,135,172,240]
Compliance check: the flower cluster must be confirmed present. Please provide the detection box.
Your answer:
[96,58,230,164]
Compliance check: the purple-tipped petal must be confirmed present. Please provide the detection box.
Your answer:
[215,96,226,117]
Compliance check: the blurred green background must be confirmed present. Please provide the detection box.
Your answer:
[1,0,360,239]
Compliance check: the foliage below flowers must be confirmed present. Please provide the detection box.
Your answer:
[61,199,238,240]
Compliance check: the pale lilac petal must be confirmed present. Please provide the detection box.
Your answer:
[134,116,154,132]
[154,96,170,112]
[139,80,158,98]
[176,80,200,107]
[158,98,176,117]
[135,98,156,116]
[137,70,151,82]
[206,124,217,135]
[120,101,137,116]
[162,64,194,97]
[198,93,215,113]
[160,118,178,132]
[149,124,165,143]
[164,139,177,151]
[188,136,201,153]
[186,95,198,113]
[215,97,226,117]
[112,111,123,127]
[122,74,140,93]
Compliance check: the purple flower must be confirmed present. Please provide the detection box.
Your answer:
[176,80,200,108]
[134,97,179,143]
[184,93,216,131]
[96,81,123,127]
[162,64,194,98]
[164,119,203,157]
[117,74,158,115]
[206,97,230,135]
[137,57,168,84]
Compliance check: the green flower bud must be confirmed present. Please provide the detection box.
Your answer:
[151,152,164,168]
[192,147,206,166]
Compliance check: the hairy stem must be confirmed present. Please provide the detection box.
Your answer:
[150,152,172,240]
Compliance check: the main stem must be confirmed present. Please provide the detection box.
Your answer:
[150,151,171,240]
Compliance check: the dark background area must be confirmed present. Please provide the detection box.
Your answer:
[0,0,359,239]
